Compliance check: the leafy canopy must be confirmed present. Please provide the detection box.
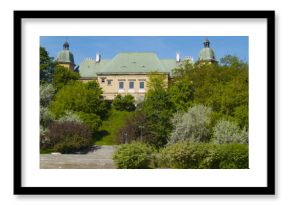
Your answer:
[50,81,108,119]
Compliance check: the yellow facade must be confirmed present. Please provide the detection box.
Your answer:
[81,74,168,101]
[59,63,74,70]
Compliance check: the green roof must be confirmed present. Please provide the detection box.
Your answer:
[198,48,216,61]
[57,50,75,65]
[79,52,185,77]
[79,59,110,78]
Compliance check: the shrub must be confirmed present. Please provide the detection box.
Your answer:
[112,94,135,111]
[117,112,147,144]
[168,105,212,144]
[212,120,248,144]
[158,141,248,169]
[78,112,102,133]
[40,107,55,128]
[40,83,55,107]
[200,144,249,169]
[158,141,210,168]
[42,121,93,153]
[113,142,154,169]
[57,110,82,123]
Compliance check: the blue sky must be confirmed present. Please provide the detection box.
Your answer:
[40,36,248,66]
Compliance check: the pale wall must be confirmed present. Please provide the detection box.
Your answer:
[81,74,168,101]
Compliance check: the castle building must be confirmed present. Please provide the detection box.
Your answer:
[56,41,76,70]
[198,38,217,64]
[57,38,216,101]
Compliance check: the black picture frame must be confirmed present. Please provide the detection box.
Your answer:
[14,10,275,195]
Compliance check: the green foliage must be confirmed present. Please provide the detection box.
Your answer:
[147,72,167,90]
[169,105,212,144]
[168,78,195,111]
[171,59,248,128]
[158,141,209,168]
[40,47,56,84]
[200,143,249,169]
[78,112,102,133]
[113,142,154,169]
[220,55,247,69]
[40,84,56,107]
[42,121,93,153]
[52,65,80,91]
[158,141,248,169]
[142,75,175,147]
[112,94,135,111]
[50,81,108,119]
[212,120,248,144]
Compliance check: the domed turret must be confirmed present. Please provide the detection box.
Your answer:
[198,38,217,63]
[56,41,75,70]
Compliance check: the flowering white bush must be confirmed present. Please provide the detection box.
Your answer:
[40,84,55,107]
[57,110,82,123]
[168,105,212,143]
[212,120,248,144]
[40,107,55,128]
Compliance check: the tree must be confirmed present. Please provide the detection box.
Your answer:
[212,120,248,144]
[168,105,212,144]
[40,83,55,107]
[169,78,195,111]
[220,55,248,69]
[142,74,175,147]
[50,81,108,119]
[40,47,56,84]
[172,59,248,128]
[112,94,135,111]
[52,65,80,91]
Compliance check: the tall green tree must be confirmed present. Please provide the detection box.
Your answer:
[40,47,56,84]
[220,55,247,69]
[52,66,80,91]
[50,81,108,119]
[170,56,248,128]
[142,74,175,147]
[169,78,195,111]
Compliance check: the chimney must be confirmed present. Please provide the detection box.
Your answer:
[96,52,101,63]
[176,51,180,62]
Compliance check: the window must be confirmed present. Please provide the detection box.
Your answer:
[100,77,106,83]
[107,79,113,86]
[119,81,125,91]
[129,81,134,90]
[139,81,145,91]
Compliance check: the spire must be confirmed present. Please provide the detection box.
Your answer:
[203,37,210,48]
[63,40,69,50]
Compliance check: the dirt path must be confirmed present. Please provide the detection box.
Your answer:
[40,145,117,169]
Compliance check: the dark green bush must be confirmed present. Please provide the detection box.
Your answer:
[158,142,248,169]
[113,142,154,169]
[42,121,93,153]
[78,112,102,133]
[112,94,135,111]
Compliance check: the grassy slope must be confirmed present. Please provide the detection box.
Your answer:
[95,109,134,145]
